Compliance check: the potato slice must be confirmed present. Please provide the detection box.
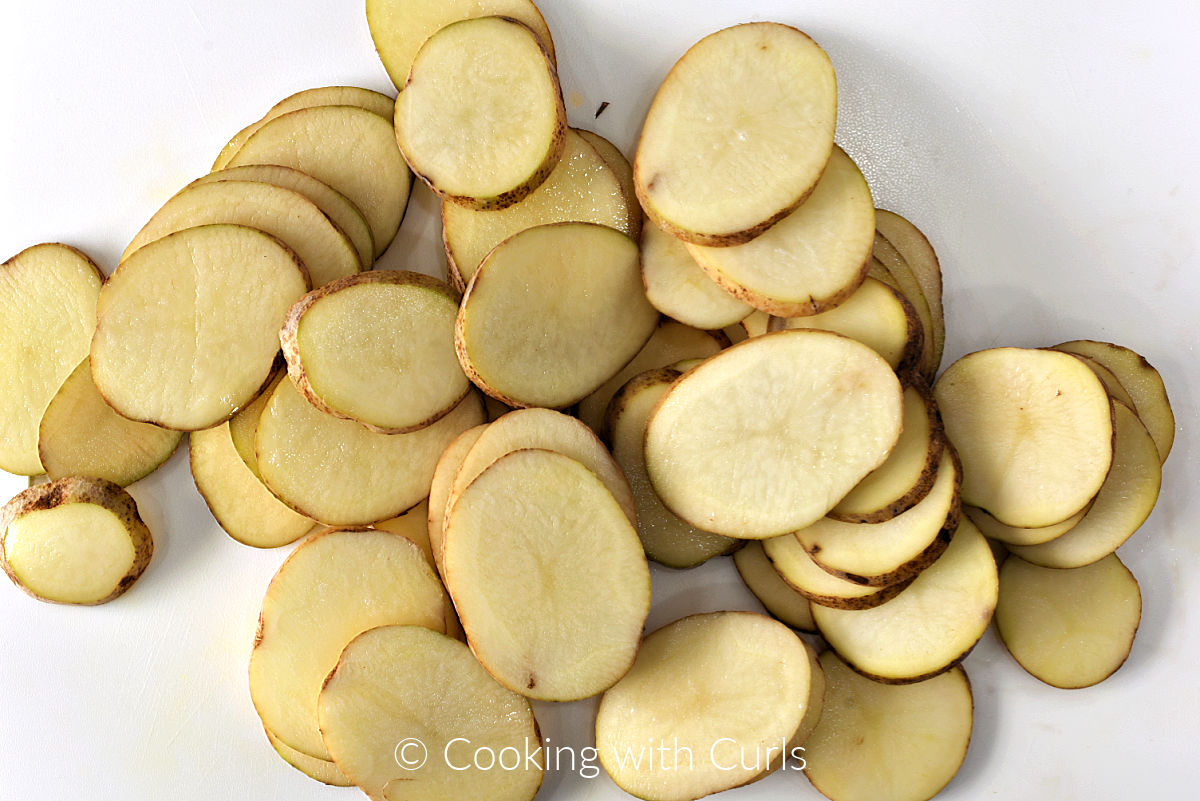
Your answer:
[763,532,914,610]
[122,179,360,287]
[319,625,542,801]
[933,347,1114,528]
[576,129,641,238]
[227,105,410,258]
[395,16,565,210]
[995,553,1140,688]
[874,210,945,377]
[733,540,816,632]
[606,368,738,568]
[227,371,285,481]
[249,528,449,760]
[456,222,657,408]
[372,500,433,566]
[812,517,998,683]
[646,330,903,538]
[256,380,484,527]
[281,271,467,433]
[442,128,633,289]
[1054,339,1174,462]
[635,23,836,245]
[791,639,827,748]
[264,728,352,787]
[1007,402,1161,568]
[1064,352,1136,408]
[444,448,649,700]
[803,652,972,801]
[641,217,753,330]
[91,224,308,431]
[963,503,1088,547]
[0,477,152,605]
[872,233,937,379]
[367,0,556,90]
[596,611,813,801]
[427,424,489,576]
[685,146,874,317]
[0,243,103,475]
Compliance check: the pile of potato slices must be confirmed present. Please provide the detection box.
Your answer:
[0,1,1177,801]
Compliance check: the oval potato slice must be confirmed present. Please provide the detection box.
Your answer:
[640,217,753,330]
[874,210,945,378]
[872,233,937,379]
[427,424,489,577]
[733,541,816,632]
[963,503,1088,547]
[763,532,915,610]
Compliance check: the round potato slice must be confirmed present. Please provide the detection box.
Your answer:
[635,22,836,245]
[0,243,103,475]
[963,504,1088,547]
[264,728,352,787]
[456,222,658,408]
[596,612,813,801]
[0,477,152,605]
[733,540,816,632]
[575,129,641,238]
[763,533,915,610]
[395,16,565,210]
[443,449,650,701]
[641,217,753,330]
[427,424,489,577]
[646,330,903,538]
[933,347,1114,529]
[91,224,309,431]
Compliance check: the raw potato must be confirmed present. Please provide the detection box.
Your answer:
[249,528,449,761]
[455,222,658,408]
[91,224,309,431]
[394,16,566,209]
[0,477,152,605]
[596,612,813,801]
[443,449,650,700]
[963,504,1087,547]
[635,22,836,245]
[38,357,182,486]
[872,233,937,378]
[791,639,827,747]
[575,129,642,238]
[318,625,543,801]
[933,347,1114,528]
[228,371,285,480]
[427,424,489,576]
[733,540,816,632]
[763,532,915,610]
[264,728,353,787]
[280,271,468,433]
[0,243,103,475]
[995,553,1141,688]
[640,217,753,330]
[803,651,973,801]
[645,330,903,538]
[874,210,945,377]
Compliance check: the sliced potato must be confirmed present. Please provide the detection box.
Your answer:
[227,371,286,481]
[874,210,945,377]
[0,477,152,605]
[645,330,903,538]
[575,128,641,238]
[995,553,1141,688]
[635,22,836,245]
[872,233,937,379]
[963,503,1087,547]
[1059,351,1136,409]
[372,500,433,567]
[791,639,827,748]
[264,728,352,787]
[733,540,816,632]
[427,424,489,576]
[763,532,915,610]
[0,243,103,475]
[640,217,753,329]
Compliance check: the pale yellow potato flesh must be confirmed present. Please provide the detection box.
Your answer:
[762,532,913,610]
[255,380,484,527]
[933,347,1114,529]
[872,233,937,378]
[575,128,641,238]
[249,528,449,761]
[995,553,1141,688]
[635,22,836,245]
[803,652,973,801]
[122,179,360,287]
[645,330,903,538]
[228,105,410,257]
[227,371,286,480]
[791,639,827,748]
[91,224,309,431]
[640,217,752,330]
[874,210,945,377]
[38,357,182,486]
[0,243,103,475]
[733,540,816,632]
[1065,352,1136,409]
[427,424,489,577]
[319,625,543,801]
[373,500,433,567]
[596,612,812,801]
[444,449,650,701]
[812,518,999,682]
[963,504,1087,547]
[264,728,352,787]
[394,17,565,208]
[456,222,657,408]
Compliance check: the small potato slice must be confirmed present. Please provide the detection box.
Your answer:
[635,23,836,245]
[427,424,489,576]
[0,243,103,475]
[228,105,410,258]
[122,179,360,287]
[646,330,903,538]
[1008,402,1161,568]
[91,225,309,431]
[38,357,182,486]
[872,233,937,379]
[874,210,945,377]
[319,625,543,801]
[733,540,816,632]
[394,16,565,210]
[933,347,1114,529]
[964,504,1087,547]
[804,651,973,801]
[606,368,738,568]
[763,533,914,610]
[812,518,999,683]
[596,611,813,801]
[685,146,874,317]
[249,528,449,761]
[641,217,753,330]
[995,553,1141,688]
[456,222,657,408]
[576,129,641,238]
[264,728,352,787]
[444,448,650,700]
[281,271,467,433]
[0,477,152,605]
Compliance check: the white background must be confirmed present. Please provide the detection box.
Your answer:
[2,1,1198,799]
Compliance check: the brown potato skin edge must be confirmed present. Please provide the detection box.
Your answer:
[764,544,917,611]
